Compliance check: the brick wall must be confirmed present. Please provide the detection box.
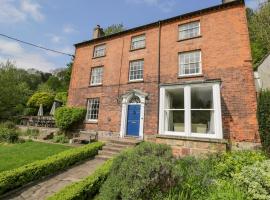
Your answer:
[68,3,259,144]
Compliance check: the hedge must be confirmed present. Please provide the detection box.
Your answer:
[0,142,104,195]
[27,92,55,109]
[258,90,270,153]
[47,159,113,200]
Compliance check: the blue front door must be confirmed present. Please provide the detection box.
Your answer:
[126,105,140,136]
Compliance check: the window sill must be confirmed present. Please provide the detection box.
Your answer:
[129,47,146,52]
[177,35,202,42]
[89,84,102,87]
[128,80,144,84]
[92,55,106,59]
[178,74,204,79]
[84,120,98,124]
[157,134,228,144]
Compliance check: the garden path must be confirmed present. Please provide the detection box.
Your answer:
[3,158,105,200]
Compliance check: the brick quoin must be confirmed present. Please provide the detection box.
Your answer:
[68,1,260,155]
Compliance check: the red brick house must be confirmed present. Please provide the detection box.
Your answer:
[68,0,260,156]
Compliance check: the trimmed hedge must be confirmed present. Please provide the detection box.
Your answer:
[258,90,270,153]
[54,107,86,131]
[0,142,103,195]
[47,159,113,200]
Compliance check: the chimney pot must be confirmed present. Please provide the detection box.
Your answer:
[93,25,104,39]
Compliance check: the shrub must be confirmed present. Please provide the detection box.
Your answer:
[0,121,16,129]
[53,134,69,143]
[47,159,113,200]
[0,127,19,143]
[205,180,248,200]
[27,92,55,110]
[165,156,217,200]
[213,150,267,179]
[0,142,103,195]
[234,160,270,200]
[258,90,270,153]
[98,142,175,200]
[23,107,38,116]
[55,92,67,105]
[54,107,86,131]
[23,128,40,138]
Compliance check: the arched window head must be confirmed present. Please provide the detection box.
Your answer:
[129,95,141,103]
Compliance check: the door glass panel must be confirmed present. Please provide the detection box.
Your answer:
[191,86,213,109]
[191,110,214,134]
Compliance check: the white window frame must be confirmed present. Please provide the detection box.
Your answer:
[86,98,100,122]
[179,50,202,77]
[159,83,223,139]
[90,67,103,86]
[93,44,106,58]
[179,21,200,40]
[129,60,144,82]
[131,35,146,50]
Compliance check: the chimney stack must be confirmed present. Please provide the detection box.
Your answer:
[93,25,104,39]
[222,0,236,3]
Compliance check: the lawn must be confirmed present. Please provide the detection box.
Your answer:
[0,141,72,172]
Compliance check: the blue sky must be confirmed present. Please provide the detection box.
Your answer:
[0,0,261,72]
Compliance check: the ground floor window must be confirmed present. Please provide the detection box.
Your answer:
[86,98,100,122]
[159,83,223,139]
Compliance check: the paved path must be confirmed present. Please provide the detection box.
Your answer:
[4,159,105,200]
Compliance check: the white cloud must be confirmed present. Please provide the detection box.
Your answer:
[63,24,78,34]
[126,0,176,12]
[21,0,44,22]
[0,38,58,72]
[246,0,267,9]
[0,0,44,24]
[46,34,63,44]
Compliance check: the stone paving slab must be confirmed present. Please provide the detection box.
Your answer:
[4,159,105,200]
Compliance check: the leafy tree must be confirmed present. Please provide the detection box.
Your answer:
[27,92,55,111]
[248,2,270,67]
[103,24,125,36]
[0,61,32,120]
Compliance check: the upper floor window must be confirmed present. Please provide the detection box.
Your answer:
[86,98,100,121]
[93,44,106,58]
[129,60,144,81]
[179,21,200,40]
[90,67,103,86]
[179,50,202,76]
[131,35,145,50]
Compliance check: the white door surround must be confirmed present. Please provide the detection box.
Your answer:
[120,89,148,139]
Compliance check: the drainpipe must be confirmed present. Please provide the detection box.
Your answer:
[157,21,161,135]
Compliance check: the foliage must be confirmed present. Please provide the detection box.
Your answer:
[248,2,270,67]
[23,107,38,116]
[0,61,32,120]
[47,159,113,200]
[22,128,40,138]
[54,107,86,131]
[0,127,19,143]
[0,141,71,172]
[165,156,217,200]
[0,121,16,129]
[98,142,175,200]
[258,90,270,153]
[0,142,103,195]
[103,24,125,36]
[234,160,270,200]
[205,180,248,200]
[27,92,55,110]
[213,150,266,179]
[53,134,69,143]
[55,92,68,105]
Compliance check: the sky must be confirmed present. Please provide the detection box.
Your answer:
[0,0,263,72]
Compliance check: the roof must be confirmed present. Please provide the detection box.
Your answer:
[75,0,245,47]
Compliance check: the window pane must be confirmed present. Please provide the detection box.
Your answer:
[131,35,145,50]
[86,98,100,120]
[165,110,185,132]
[165,88,184,109]
[191,110,214,134]
[179,21,200,40]
[90,67,103,85]
[191,86,213,109]
[129,60,144,81]
[94,45,105,57]
[179,51,201,76]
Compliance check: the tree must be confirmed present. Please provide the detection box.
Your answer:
[27,92,55,111]
[0,61,32,120]
[248,2,270,67]
[103,24,125,36]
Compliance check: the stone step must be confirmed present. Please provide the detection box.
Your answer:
[105,142,134,149]
[95,154,113,161]
[102,146,124,153]
[109,138,141,146]
[98,150,119,156]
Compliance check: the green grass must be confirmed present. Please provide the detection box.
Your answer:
[0,141,72,172]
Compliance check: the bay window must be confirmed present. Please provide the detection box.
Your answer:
[159,83,223,139]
